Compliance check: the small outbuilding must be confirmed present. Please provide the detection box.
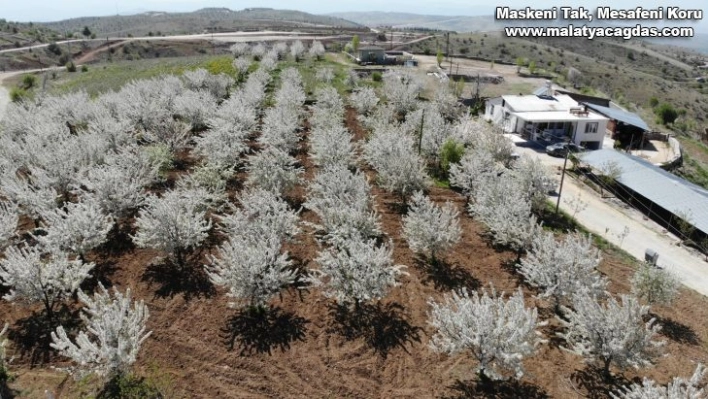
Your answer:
[357,46,385,64]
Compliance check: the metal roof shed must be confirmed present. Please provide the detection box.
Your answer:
[582,103,649,131]
[580,149,708,236]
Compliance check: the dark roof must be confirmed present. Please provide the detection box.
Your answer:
[581,149,708,235]
[486,97,503,106]
[555,89,611,107]
[582,103,649,131]
[358,46,384,51]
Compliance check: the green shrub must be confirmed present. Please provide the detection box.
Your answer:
[655,102,678,125]
[145,144,174,177]
[649,96,659,107]
[98,372,162,399]
[440,139,465,176]
[21,74,36,89]
[81,64,89,72]
[66,61,77,72]
[9,87,28,103]
[371,72,382,82]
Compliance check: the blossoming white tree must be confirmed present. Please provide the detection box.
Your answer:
[229,42,250,57]
[206,234,297,310]
[428,287,546,381]
[631,262,680,306]
[51,283,151,379]
[309,40,325,60]
[519,230,607,312]
[402,191,461,264]
[0,201,18,249]
[219,188,301,243]
[245,147,303,196]
[449,147,500,199]
[309,125,356,168]
[308,238,407,307]
[315,67,334,84]
[132,190,212,266]
[611,363,706,399]
[232,56,252,79]
[558,293,665,380]
[363,125,428,204]
[349,87,379,116]
[0,245,94,320]
[37,197,115,260]
[383,70,422,115]
[469,176,541,256]
[304,165,381,246]
[290,40,306,62]
[513,155,556,213]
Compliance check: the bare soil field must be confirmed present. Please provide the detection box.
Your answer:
[1,107,707,399]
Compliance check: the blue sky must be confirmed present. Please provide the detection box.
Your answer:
[1,0,706,33]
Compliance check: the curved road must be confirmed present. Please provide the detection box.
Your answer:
[0,31,353,56]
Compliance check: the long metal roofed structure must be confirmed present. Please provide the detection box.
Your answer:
[582,102,650,131]
[581,149,708,236]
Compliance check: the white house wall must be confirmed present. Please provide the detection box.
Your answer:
[574,119,607,146]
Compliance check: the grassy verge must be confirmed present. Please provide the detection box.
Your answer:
[47,55,236,96]
[541,201,638,265]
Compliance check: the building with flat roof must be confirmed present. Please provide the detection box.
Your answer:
[484,90,609,149]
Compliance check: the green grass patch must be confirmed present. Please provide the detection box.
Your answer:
[432,178,451,189]
[49,55,235,96]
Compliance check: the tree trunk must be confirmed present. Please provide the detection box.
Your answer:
[602,357,613,381]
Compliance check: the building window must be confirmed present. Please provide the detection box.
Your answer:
[585,122,598,133]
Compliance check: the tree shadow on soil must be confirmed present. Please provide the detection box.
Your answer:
[651,313,700,345]
[142,258,215,301]
[414,257,480,291]
[81,259,118,292]
[441,378,549,399]
[569,365,635,399]
[98,222,136,257]
[221,306,308,356]
[328,302,422,358]
[8,306,81,366]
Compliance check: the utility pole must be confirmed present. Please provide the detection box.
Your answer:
[445,32,450,70]
[555,130,578,214]
[418,110,425,155]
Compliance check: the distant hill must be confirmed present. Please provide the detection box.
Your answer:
[648,34,708,56]
[327,11,497,32]
[0,19,59,51]
[40,8,364,37]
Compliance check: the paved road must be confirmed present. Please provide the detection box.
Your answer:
[0,72,13,122]
[0,31,351,55]
[508,134,708,297]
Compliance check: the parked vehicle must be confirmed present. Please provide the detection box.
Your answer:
[546,142,585,157]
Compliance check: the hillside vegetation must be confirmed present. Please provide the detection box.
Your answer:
[41,8,365,38]
[0,19,59,51]
[404,32,708,187]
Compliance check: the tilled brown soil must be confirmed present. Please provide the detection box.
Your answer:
[2,108,708,399]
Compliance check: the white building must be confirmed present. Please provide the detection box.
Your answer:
[484,87,609,150]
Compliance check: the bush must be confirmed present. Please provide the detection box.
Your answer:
[371,72,382,82]
[655,102,678,125]
[47,41,62,55]
[21,74,36,89]
[66,61,77,72]
[98,372,163,399]
[81,64,88,72]
[649,96,659,107]
[9,87,28,103]
[439,139,465,177]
